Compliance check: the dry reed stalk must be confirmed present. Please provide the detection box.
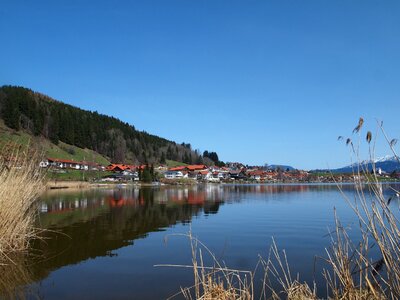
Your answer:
[259,238,317,300]
[323,119,400,299]
[157,232,253,300]
[167,119,400,300]
[0,143,45,261]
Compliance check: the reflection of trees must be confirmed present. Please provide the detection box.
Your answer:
[11,183,398,296]
[28,187,224,284]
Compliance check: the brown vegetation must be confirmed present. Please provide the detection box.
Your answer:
[0,144,45,261]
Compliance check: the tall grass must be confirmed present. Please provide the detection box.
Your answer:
[321,120,400,299]
[0,143,45,261]
[166,119,400,299]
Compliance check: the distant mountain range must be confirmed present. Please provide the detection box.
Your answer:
[329,156,400,174]
[266,164,295,171]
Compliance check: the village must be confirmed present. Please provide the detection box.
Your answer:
[38,157,385,184]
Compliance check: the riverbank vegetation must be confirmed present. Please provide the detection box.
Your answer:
[0,146,45,261]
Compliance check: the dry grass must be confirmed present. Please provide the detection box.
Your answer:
[166,119,400,299]
[322,120,400,299]
[0,143,45,261]
[157,232,253,300]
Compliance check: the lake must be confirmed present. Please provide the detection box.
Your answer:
[2,183,400,299]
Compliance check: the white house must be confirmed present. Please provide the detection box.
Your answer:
[164,171,185,179]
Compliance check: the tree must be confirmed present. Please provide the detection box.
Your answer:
[150,164,155,179]
[141,166,152,183]
[196,155,204,165]
[3,97,20,130]
[0,85,207,166]
[160,152,166,164]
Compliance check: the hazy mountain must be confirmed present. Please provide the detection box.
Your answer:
[266,164,295,171]
[331,156,400,173]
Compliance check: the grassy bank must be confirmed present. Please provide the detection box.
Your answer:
[46,169,113,182]
[46,180,92,189]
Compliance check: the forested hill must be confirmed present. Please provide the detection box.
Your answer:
[0,85,212,165]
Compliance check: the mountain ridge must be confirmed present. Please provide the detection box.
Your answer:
[0,85,214,165]
[320,156,400,174]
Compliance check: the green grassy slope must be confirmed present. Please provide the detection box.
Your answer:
[0,120,110,166]
[166,160,188,167]
[46,142,110,165]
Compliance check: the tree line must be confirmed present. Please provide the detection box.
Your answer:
[0,86,221,165]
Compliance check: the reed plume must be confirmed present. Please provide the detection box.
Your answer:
[0,143,45,261]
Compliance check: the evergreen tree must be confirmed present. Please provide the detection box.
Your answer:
[160,152,166,164]
[196,155,204,164]
[142,166,152,183]
[0,85,214,166]
[150,164,155,180]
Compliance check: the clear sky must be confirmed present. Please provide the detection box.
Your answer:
[1,1,399,169]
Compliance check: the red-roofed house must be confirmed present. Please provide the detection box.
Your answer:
[169,166,187,171]
[248,170,266,181]
[106,164,129,172]
[186,164,207,171]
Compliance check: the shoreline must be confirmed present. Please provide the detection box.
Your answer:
[45,179,400,190]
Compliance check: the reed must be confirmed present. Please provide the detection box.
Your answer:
[321,120,400,299]
[160,232,253,300]
[168,119,400,299]
[0,143,45,261]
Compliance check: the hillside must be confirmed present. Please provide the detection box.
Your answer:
[0,86,214,165]
[0,120,110,165]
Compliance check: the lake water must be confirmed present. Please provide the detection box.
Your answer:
[2,183,400,299]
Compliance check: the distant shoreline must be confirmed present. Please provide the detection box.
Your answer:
[45,179,400,190]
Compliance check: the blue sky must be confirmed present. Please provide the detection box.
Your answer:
[1,1,399,169]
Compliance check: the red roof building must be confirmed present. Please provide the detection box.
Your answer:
[186,164,207,171]
[106,164,129,172]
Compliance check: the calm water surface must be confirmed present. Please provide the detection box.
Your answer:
[3,183,400,299]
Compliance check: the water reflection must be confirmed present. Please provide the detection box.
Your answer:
[0,253,41,300]
[1,183,399,298]
[27,184,400,276]
[29,186,227,283]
